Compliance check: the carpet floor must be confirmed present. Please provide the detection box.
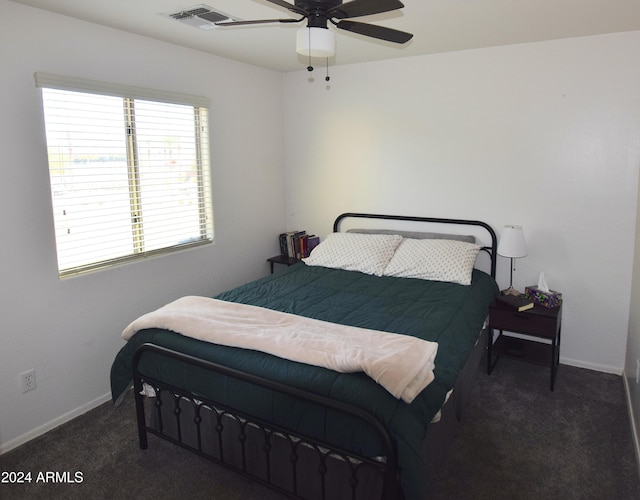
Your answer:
[1,358,638,499]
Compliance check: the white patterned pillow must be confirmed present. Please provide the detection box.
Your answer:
[383,239,481,285]
[302,232,403,276]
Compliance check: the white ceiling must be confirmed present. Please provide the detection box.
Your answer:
[11,0,640,72]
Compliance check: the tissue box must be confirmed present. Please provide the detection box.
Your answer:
[525,286,562,308]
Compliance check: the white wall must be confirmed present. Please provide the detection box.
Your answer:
[0,0,285,452]
[283,31,640,374]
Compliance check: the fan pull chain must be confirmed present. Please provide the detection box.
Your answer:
[325,58,330,82]
[307,27,313,72]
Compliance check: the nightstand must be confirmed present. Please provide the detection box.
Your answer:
[267,255,300,274]
[487,301,562,390]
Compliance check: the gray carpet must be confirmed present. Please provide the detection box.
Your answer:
[1,358,638,500]
[430,359,640,500]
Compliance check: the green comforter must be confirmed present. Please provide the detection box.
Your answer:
[111,263,498,499]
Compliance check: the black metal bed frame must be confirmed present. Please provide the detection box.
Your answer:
[131,213,498,500]
[133,344,399,500]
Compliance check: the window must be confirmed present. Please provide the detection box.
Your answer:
[35,73,214,278]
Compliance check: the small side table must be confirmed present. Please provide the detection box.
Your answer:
[487,301,563,390]
[267,255,300,274]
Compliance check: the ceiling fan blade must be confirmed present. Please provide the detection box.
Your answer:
[265,0,309,17]
[335,20,413,43]
[329,0,405,20]
[214,18,302,26]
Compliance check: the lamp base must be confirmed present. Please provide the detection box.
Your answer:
[500,286,524,297]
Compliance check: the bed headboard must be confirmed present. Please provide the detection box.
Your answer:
[333,212,497,279]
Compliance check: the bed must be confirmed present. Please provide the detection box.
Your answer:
[110,213,499,500]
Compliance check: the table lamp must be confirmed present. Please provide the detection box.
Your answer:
[497,225,527,296]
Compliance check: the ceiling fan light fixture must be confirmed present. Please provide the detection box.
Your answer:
[296,27,336,58]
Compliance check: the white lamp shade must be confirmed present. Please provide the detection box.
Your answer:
[497,225,527,258]
[296,27,336,58]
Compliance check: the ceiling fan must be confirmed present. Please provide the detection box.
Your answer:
[214,0,413,50]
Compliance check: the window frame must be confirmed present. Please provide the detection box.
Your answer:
[35,72,214,278]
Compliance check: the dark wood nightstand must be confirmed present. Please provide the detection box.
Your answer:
[267,255,300,274]
[487,300,563,390]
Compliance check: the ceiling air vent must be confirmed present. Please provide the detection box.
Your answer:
[161,5,240,31]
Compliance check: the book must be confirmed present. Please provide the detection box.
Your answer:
[305,235,320,256]
[278,233,289,256]
[497,294,534,312]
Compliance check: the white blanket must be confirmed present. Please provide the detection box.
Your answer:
[122,296,438,403]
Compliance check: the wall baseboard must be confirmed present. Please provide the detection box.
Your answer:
[0,392,111,456]
[560,356,623,375]
[623,374,640,480]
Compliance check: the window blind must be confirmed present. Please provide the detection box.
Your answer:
[36,73,214,277]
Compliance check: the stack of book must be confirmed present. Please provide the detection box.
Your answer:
[279,231,320,259]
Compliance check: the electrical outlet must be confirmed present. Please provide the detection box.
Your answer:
[20,369,37,393]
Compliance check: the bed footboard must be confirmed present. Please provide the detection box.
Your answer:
[132,343,402,500]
